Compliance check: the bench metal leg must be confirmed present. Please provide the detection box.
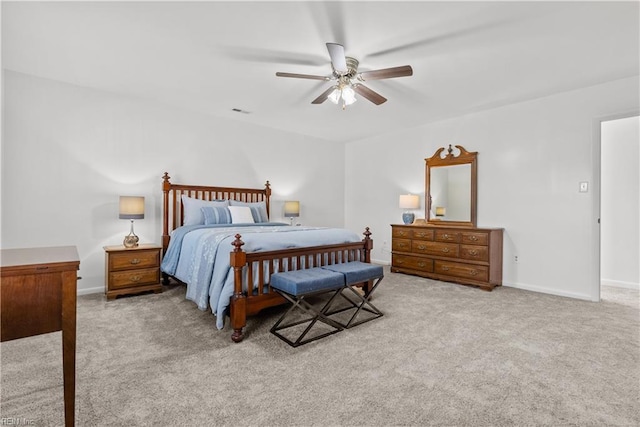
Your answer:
[326,276,384,328]
[270,289,345,347]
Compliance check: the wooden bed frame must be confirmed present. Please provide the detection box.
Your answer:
[161,172,373,342]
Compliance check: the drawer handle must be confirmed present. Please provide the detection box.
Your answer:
[418,245,426,250]
[418,262,426,268]
[398,243,407,248]
[398,231,407,236]
[442,234,450,239]
[416,232,427,238]
[470,270,478,276]
[442,247,450,253]
[130,275,142,282]
[130,258,141,265]
[469,235,478,241]
[441,266,450,271]
[468,250,478,256]
[397,260,404,264]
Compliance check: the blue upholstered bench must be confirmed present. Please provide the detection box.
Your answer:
[270,267,347,347]
[270,262,384,347]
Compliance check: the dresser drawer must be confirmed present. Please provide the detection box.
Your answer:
[434,260,488,282]
[109,249,160,271]
[109,267,160,290]
[461,232,488,246]
[434,230,461,243]
[411,229,434,240]
[460,245,489,262]
[392,228,413,239]
[412,241,459,258]
[392,238,412,252]
[392,254,433,272]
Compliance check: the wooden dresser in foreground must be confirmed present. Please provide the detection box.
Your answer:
[104,244,162,300]
[391,224,503,291]
[1,246,79,427]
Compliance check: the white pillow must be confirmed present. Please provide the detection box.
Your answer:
[228,206,255,224]
[181,195,229,225]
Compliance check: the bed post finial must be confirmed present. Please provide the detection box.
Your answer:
[362,227,373,263]
[232,234,245,252]
[264,181,271,218]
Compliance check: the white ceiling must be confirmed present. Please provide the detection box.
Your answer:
[3,1,639,143]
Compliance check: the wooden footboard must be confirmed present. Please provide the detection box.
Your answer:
[229,228,373,342]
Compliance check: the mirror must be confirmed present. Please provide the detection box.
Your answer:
[425,145,477,227]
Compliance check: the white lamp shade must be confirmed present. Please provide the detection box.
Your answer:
[119,196,145,219]
[328,88,341,104]
[342,86,357,105]
[284,201,300,217]
[399,194,419,209]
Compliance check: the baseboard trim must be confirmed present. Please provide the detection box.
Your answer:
[502,281,596,302]
[601,279,640,291]
[78,286,104,296]
[371,258,391,266]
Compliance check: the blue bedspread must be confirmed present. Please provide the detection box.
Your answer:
[161,223,361,329]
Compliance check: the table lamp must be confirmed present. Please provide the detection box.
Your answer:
[119,196,144,248]
[399,194,419,224]
[284,201,300,226]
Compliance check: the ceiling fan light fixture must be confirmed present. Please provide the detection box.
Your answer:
[342,85,357,105]
[328,87,341,104]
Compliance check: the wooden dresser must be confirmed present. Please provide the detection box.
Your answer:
[391,224,503,291]
[1,246,80,427]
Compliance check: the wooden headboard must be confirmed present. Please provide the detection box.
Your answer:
[161,172,271,252]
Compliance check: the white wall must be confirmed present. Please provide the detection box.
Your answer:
[601,115,640,289]
[1,71,346,294]
[345,76,639,301]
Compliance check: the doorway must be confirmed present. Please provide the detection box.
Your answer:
[599,115,639,302]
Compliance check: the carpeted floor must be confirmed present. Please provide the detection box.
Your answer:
[1,268,639,426]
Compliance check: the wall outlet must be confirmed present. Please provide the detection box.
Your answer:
[514,255,519,263]
[579,181,589,192]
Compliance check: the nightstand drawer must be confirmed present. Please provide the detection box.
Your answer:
[109,267,160,290]
[109,249,160,271]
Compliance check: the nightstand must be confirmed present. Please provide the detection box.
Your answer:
[104,244,163,300]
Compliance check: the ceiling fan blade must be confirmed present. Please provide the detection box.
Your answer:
[221,46,327,66]
[359,65,413,81]
[311,86,337,104]
[353,84,387,105]
[365,20,509,59]
[326,43,348,74]
[276,72,330,81]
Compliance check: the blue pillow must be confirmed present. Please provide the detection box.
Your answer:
[201,206,232,225]
[249,206,269,223]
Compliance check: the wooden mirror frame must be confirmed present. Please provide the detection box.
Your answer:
[425,145,477,227]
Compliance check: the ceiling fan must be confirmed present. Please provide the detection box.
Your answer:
[276,43,413,109]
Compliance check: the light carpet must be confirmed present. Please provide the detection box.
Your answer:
[1,268,638,426]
